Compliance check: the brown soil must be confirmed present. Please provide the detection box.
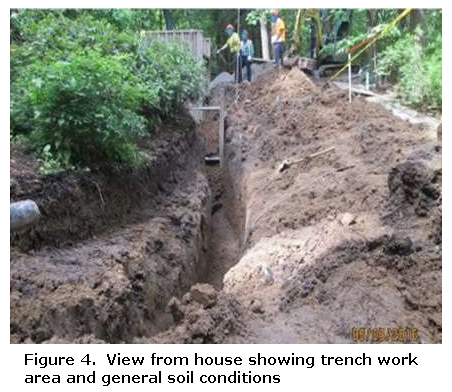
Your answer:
[202,166,240,289]
[10,115,212,343]
[153,68,441,344]
[10,68,442,344]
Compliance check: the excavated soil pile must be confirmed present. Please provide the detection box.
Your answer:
[155,68,441,343]
[10,114,214,343]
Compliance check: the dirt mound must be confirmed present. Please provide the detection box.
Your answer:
[388,160,441,217]
[10,146,39,181]
[171,66,442,343]
[209,72,234,90]
[145,284,244,344]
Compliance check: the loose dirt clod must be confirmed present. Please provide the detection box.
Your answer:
[340,212,356,226]
[190,283,218,308]
[250,298,264,314]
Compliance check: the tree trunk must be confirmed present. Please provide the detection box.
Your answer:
[260,15,270,60]
[163,9,174,30]
[399,9,407,30]
[410,9,420,31]
[366,9,377,28]
[411,10,425,93]
[411,9,427,46]
[418,9,427,33]
[367,10,379,87]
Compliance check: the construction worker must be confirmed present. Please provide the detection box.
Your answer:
[271,9,286,68]
[240,30,254,82]
[217,24,242,83]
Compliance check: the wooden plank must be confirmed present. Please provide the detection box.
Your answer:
[291,146,335,165]
[308,146,335,159]
[192,105,225,167]
[192,106,221,111]
[219,109,225,168]
[349,87,376,97]
[333,82,377,97]
[250,57,274,63]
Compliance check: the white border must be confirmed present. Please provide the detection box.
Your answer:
[3,2,448,390]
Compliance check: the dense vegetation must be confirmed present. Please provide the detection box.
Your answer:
[10,9,441,171]
[377,23,442,110]
[10,10,204,171]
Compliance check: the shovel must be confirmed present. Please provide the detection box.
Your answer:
[278,146,335,173]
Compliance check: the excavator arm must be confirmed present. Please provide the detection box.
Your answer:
[294,9,355,78]
[292,9,323,58]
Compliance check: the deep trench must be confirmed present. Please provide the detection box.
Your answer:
[10,116,248,343]
[201,167,239,288]
[198,121,244,289]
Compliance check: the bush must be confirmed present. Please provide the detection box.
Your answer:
[13,52,146,168]
[136,40,205,120]
[378,32,442,110]
[11,12,137,68]
[10,11,205,170]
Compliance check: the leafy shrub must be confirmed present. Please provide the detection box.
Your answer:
[378,31,442,110]
[136,40,205,120]
[13,52,146,168]
[10,11,205,170]
[11,12,138,82]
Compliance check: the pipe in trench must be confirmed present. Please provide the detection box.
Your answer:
[10,200,40,231]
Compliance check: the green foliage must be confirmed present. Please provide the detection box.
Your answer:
[38,144,75,175]
[10,7,441,174]
[245,9,268,26]
[11,10,205,171]
[10,12,138,82]
[10,8,163,41]
[378,31,442,110]
[336,23,402,56]
[10,132,33,150]
[13,52,146,168]
[324,8,441,110]
[137,40,205,121]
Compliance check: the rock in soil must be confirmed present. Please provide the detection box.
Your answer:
[190,283,218,309]
[340,212,356,226]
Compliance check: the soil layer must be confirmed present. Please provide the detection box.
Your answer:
[10,114,212,343]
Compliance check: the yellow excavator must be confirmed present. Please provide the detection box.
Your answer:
[291,9,357,78]
[291,9,323,58]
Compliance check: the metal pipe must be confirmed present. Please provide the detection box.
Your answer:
[10,200,41,231]
[348,53,352,103]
